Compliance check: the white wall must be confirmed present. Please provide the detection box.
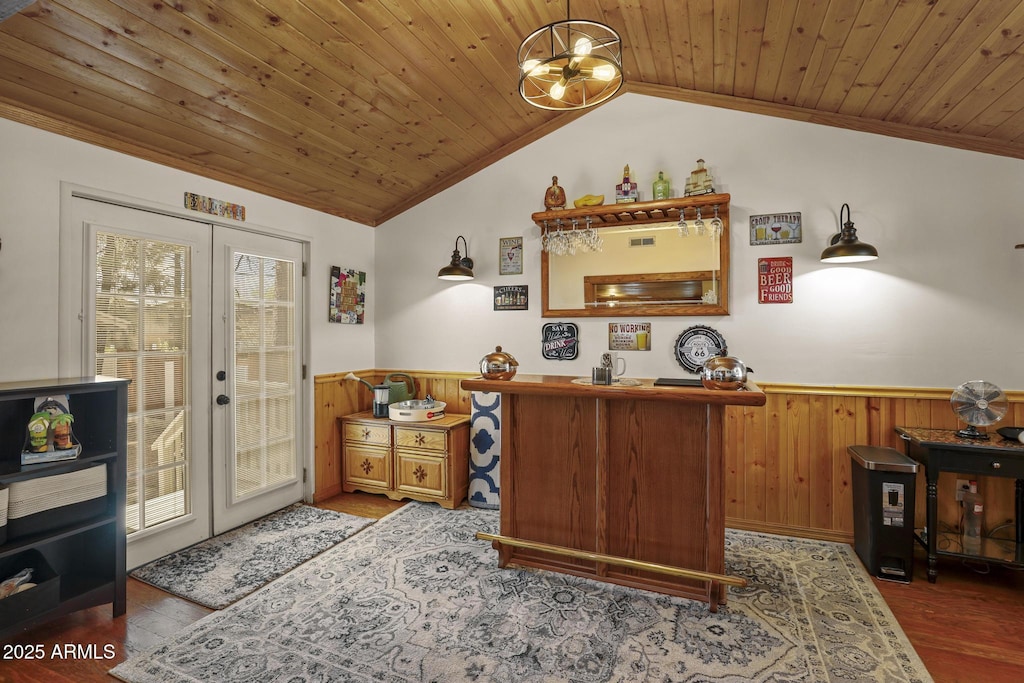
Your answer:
[4,94,1023,392]
[0,117,375,383]
[375,94,1024,391]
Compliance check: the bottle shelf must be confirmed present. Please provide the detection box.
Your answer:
[531,193,731,229]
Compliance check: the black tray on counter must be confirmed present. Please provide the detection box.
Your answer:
[653,377,703,387]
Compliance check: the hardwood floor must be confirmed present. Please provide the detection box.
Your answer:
[874,545,1024,682]
[1,492,1021,682]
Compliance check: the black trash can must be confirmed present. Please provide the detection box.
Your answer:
[849,445,917,583]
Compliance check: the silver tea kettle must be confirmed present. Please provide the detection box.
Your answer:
[701,356,753,390]
[480,346,519,380]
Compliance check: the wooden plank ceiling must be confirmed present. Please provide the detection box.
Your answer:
[1,1,1023,227]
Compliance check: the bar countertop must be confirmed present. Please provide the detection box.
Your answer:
[460,373,766,407]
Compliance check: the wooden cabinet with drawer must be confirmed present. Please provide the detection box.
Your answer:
[339,411,470,509]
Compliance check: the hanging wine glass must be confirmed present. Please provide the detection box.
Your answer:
[694,207,705,236]
[709,205,723,238]
[677,207,689,237]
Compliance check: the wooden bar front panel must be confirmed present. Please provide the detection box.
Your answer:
[502,393,598,573]
[604,399,718,595]
[465,374,758,605]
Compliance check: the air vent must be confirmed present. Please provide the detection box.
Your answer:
[629,236,656,247]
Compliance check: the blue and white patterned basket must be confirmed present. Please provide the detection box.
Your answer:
[468,392,500,509]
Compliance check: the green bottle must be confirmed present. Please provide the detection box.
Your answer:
[653,171,670,200]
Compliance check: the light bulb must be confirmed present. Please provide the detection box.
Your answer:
[592,64,617,81]
[573,37,592,56]
[522,58,541,74]
[550,81,566,100]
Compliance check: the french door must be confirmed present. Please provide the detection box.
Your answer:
[211,228,304,534]
[63,197,305,568]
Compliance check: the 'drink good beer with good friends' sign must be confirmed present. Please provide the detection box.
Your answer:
[757,257,793,304]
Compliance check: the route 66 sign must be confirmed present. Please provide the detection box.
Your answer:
[674,325,727,374]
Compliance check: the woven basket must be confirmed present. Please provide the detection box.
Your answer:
[6,465,106,540]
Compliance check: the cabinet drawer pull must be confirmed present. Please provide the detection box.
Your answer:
[991,461,1001,469]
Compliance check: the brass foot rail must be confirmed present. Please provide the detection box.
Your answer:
[476,532,747,588]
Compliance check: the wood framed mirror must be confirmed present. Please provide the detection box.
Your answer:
[537,195,730,317]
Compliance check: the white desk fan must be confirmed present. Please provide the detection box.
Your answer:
[951,380,1008,440]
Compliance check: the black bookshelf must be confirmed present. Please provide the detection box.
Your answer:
[0,376,128,642]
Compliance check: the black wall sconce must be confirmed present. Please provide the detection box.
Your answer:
[820,203,878,263]
[437,235,474,280]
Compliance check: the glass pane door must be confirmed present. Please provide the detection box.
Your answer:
[211,227,304,534]
[231,252,297,499]
[69,196,213,570]
[96,232,192,534]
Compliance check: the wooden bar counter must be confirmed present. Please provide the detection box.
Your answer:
[460,373,766,609]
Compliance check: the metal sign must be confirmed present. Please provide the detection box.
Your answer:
[541,322,579,360]
[493,285,528,311]
[608,322,651,351]
[750,212,801,245]
[757,257,793,304]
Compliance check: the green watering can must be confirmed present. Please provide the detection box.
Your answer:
[344,372,417,404]
[382,372,416,404]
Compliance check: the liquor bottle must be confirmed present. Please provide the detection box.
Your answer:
[652,171,670,200]
[962,480,983,555]
[615,165,638,203]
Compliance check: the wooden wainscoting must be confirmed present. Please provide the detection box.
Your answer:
[727,384,1024,543]
[313,374,1024,543]
[313,369,475,501]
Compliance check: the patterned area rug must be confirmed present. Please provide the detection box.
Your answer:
[112,503,932,682]
[129,503,374,609]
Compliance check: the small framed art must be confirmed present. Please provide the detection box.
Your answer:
[329,266,365,324]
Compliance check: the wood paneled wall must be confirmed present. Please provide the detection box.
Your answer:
[314,373,1024,543]
[727,384,1024,543]
[313,369,474,501]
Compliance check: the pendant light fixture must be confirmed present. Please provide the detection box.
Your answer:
[437,235,474,281]
[518,1,623,111]
[820,203,879,263]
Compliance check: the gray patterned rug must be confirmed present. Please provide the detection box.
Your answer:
[112,502,931,682]
[129,503,374,609]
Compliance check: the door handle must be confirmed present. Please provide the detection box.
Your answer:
[216,394,231,405]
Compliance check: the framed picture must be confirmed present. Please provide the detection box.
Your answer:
[329,266,365,324]
[499,236,523,275]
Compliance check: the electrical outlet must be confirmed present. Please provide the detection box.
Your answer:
[956,479,971,501]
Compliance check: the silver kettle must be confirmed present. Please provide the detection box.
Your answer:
[701,356,753,390]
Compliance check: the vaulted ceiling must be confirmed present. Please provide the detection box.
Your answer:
[2,1,1023,227]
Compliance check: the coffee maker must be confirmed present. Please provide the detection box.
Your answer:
[372,383,390,418]
[344,373,395,419]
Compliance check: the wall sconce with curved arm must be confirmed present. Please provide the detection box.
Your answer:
[437,235,474,280]
[820,203,878,263]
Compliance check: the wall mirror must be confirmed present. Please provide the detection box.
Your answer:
[537,195,730,317]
